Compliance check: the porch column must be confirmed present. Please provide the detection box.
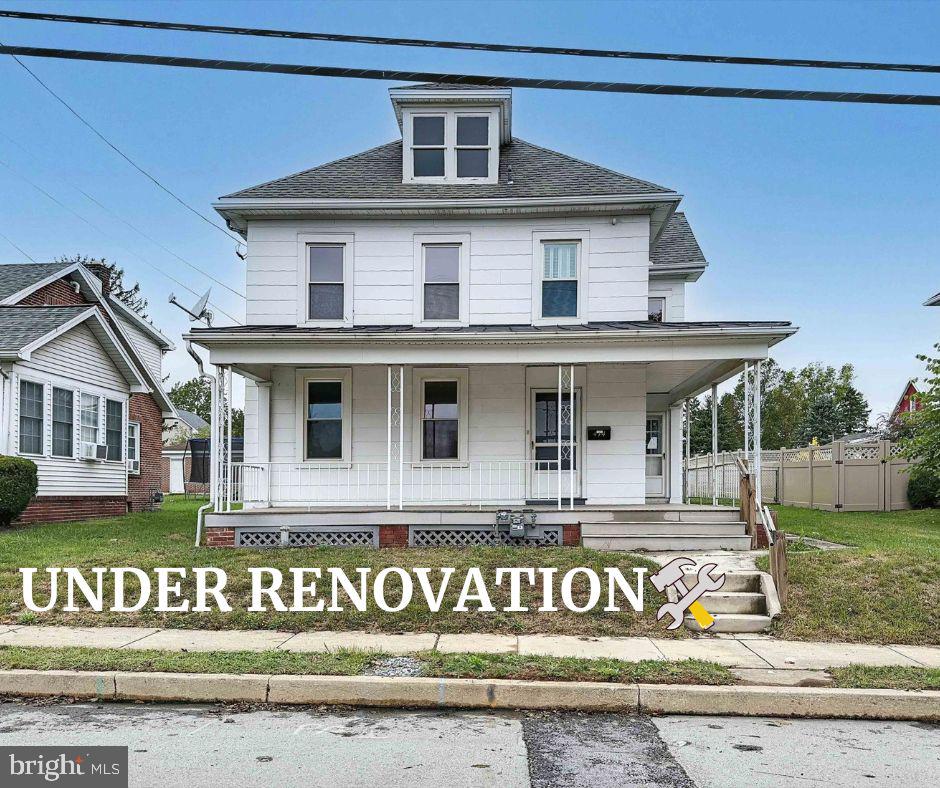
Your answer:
[557,364,574,510]
[754,360,763,507]
[256,381,272,507]
[668,403,683,504]
[225,366,233,512]
[209,364,220,513]
[684,398,691,503]
[387,365,404,511]
[711,382,719,506]
[744,361,751,469]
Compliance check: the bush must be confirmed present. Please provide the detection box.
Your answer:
[0,456,38,526]
[907,463,940,509]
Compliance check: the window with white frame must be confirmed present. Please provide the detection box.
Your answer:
[405,109,497,183]
[305,380,344,459]
[541,242,580,318]
[105,399,123,461]
[307,244,345,321]
[422,244,460,321]
[127,421,140,474]
[648,297,665,322]
[51,387,73,457]
[18,380,44,455]
[421,380,459,460]
[80,392,100,446]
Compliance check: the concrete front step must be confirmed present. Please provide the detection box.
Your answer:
[686,572,761,593]
[582,534,753,552]
[581,521,745,537]
[684,613,772,634]
[699,591,767,615]
[610,509,741,523]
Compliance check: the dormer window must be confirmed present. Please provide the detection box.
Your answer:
[403,108,499,184]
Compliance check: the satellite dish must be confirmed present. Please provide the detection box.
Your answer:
[168,287,213,326]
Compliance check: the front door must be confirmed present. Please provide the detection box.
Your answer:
[645,414,665,496]
[529,389,581,501]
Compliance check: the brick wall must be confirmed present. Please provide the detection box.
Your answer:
[128,393,163,511]
[160,455,171,493]
[17,496,127,524]
[379,524,409,548]
[18,278,88,306]
[562,524,581,547]
[205,527,235,547]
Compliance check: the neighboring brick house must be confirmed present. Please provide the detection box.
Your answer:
[0,261,176,522]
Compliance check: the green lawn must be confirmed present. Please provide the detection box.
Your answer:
[0,496,673,638]
[763,506,940,645]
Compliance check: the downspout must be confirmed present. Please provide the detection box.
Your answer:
[186,339,217,547]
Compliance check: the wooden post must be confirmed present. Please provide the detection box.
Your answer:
[769,509,788,607]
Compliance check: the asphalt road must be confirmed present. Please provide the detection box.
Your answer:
[0,701,937,787]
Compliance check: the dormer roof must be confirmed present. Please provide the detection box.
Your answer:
[389,83,513,143]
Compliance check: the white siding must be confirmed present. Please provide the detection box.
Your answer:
[259,362,646,505]
[10,322,130,497]
[117,316,163,380]
[648,279,686,321]
[245,215,650,326]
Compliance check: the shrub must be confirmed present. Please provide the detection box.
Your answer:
[0,456,38,526]
[907,463,940,509]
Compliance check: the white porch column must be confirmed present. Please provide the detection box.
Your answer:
[209,365,220,513]
[754,360,763,507]
[668,403,684,504]
[744,361,751,469]
[556,364,574,510]
[556,365,562,510]
[711,382,719,506]
[387,365,404,511]
[684,398,691,503]
[225,366,233,512]
[256,381,272,506]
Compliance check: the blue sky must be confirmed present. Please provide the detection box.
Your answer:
[1,0,938,416]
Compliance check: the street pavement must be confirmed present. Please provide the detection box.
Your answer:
[0,701,937,787]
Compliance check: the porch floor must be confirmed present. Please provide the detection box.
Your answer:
[220,502,737,515]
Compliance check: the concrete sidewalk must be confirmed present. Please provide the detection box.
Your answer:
[1,624,938,671]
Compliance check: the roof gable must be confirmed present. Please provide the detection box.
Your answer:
[0,262,78,303]
[221,138,674,201]
[650,212,707,278]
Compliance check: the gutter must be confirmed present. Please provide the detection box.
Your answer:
[186,339,217,548]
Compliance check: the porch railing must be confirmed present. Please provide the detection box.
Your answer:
[231,460,575,508]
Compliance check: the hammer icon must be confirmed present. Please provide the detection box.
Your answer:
[650,557,725,630]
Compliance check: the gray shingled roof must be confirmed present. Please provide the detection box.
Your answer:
[651,212,706,268]
[176,409,209,431]
[0,305,91,354]
[191,320,791,337]
[0,262,72,302]
[222,139,674,200]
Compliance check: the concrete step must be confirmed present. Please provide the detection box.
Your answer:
[582,534,753,552]
[686,572,761,593]
[698,591,767,615]
[581,521,745,537]
[611,509,741,523]
[684,613,772,634]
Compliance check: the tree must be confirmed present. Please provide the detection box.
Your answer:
[168,376,244,438]
[800,392,839,444]
[897,345,940,477]
[57,254,148,317]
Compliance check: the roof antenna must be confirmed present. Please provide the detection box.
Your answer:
[169,288,213,327]
[235,241,247,261]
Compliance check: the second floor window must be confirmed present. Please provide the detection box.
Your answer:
[308,244,345,321]
[18,380,44,455]
[456,116,489,178]
[648,297,665,322]
[406,111,495,182]
[541,242,579,318]
[412,116,445,177]
[423,245,460,321]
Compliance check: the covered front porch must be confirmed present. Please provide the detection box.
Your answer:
[189,321,794,517]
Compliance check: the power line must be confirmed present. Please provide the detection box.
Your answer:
[0,156,243,324]
[1,44,939,107]
[2,8,939,75]
[0,39,242,243]
[0,229,35,261]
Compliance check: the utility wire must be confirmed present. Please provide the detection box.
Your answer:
[0,39,242,243]
[2,8,939,75]
[0,229,36,261]
[1,45,939,107]
[0,157,243,324]
[0,129,246,300]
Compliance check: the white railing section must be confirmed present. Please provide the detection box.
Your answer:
[231,460,574,507]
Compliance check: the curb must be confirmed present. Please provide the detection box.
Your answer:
[0,670,937,721]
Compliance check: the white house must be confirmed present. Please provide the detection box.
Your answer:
[190,84,795,549]
[0,261,175,521]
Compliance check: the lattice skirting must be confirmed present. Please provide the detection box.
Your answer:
[409,524,563,548]
[234,525,379,548]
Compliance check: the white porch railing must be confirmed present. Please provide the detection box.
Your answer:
[231,460,575,508]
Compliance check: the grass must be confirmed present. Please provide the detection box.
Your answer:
[0,496,673,638]
[0,644,734,685]
[829,665,940,691]
[760,506,940,645]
